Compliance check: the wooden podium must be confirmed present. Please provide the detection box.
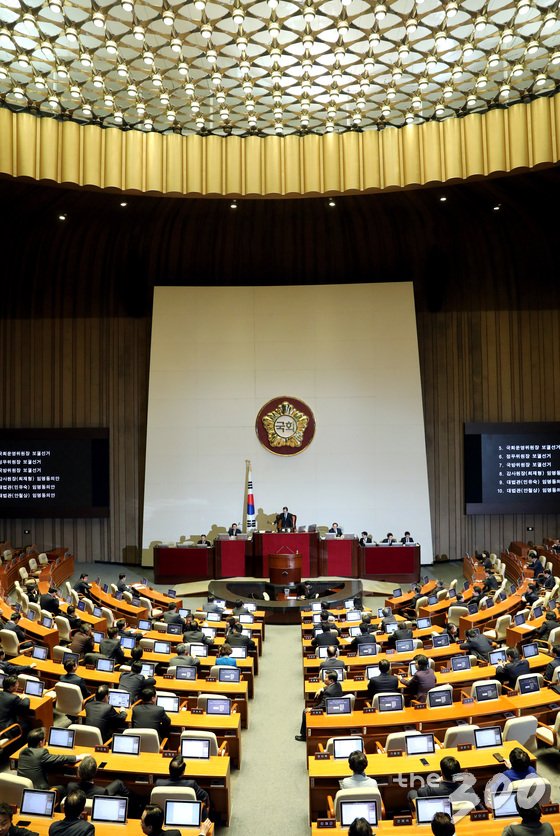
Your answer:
[268,552,302,585]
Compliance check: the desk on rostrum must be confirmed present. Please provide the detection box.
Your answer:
[307,740,533,822]
[11,744,230,825]
[303,689,560,756]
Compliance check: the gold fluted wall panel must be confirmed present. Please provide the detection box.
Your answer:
[1,94,560,196]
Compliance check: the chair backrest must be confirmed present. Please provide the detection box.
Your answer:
[494,614,512,640]
[28,558,38,572]
[436,589,448,601]
[140,638,155,651]
[64,581,72,597]
[372,691,402,710]
[334,788,383,823]
[547,626,560,646]
[101,607,114,627]
[81,597,94,614]
[448,606,469,626]
[38,552,49,565]
[153,621,167,632]
[52,644,67,662]
[0,629,20,655]
[150,786,196,806]
[68,723,103,747]
[28,602,41,618]
[69,589,79,606]
[0,772,33,806]
[503,715,538,747]
[470,679,502,699]
[55,616,71,641]
[179,729,219,756]
[325,736,364,755]
[443,725,480,748]
[425,683,453,709]
[18,567,29,581]
[122,592,133,604]
[509,776,551,805]
[123,727,160,753]
[411,639,423,649]
[110,583,118,595]
[515,673,543,692]
[139,596,153,614]
[385,730,422,752]
[415,596,428,613]
[209,666,221,678]
[197,693,228,711]
[449,579,457,590]
[54,682,84,714]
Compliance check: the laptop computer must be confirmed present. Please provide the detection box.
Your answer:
[230,647,247,659]
[427,689,453,708]
[218,667,241,682]
[164,800,202,829]
[20,790,56,818]
[62,651,79,667]
[518,674,541,694]
[48,727,75,749]
[181,738,210,759]
[415,797,452,825]
[140,662,155,677]
[206,698,231,715]
[91,796,128,824]
[417,617,432,629]
[522,642,538,659]
[120,636,136,650]
[325,697,352,715]
[138,619,152,631]
[451,655,471,672]
[395,639,414,653]
[24,679,44,697]
[32,646,48,661]
[108,689,131,709]
[340,800,378,827]
[332,737,364,759]
[474,726,502,749]
[154,640,171,654]
[378,694,404,712]
[491,791,518,819]
[188,644,208,658]
[489,648,507,666]
[156,694,180,712]
[112,734,141,755]
[175,665,197,680]
[96,658,115,673]
[432,634,450,648]
[473,682,500,702]
[405,733,435,756]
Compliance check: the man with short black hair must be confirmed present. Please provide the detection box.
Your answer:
[522,582,540,607]
[48,790,93,836]
[204,595,223,614]
[67,754,128,798]
[349,624,377,652]
[99,626,126,665]
[39,587,61,616]
[17,726,82,791]
[482,570,499,594]
[536,610,558,641]
[119,662,156,702]
[339,751,378,789]
[500,800,554,836]
[154,755,210,813]
[495,648,529,688]
[3,612,32,648]
[73,574,92,597]
[60,658,89,699]
[539,569,555,591]
[0,648,35,678]
[544,644,560,682]
[402,655,436,704]
[116,573,131,594]
[65,605,82,630]
[380,607,397,632]
[348,820,373,836]
[232,599,250,616]
[0,800,39,836]
[163,603,184,627]
[69,624,94,659]
[0,675,30,732]
[409,756,463,802]
[431,812,455,836]
[296,672,342,741]
[367,659,399,700]
[459,628,494,661]
[85,684,127,741]
[131,686,171,739]
[168,643,200,669]
[227,621,256,651]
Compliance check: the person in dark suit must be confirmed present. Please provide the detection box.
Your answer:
[495,648,530,688]
[204,595,223,614]
[408,756,463,803]
[312,623,340,649]
[163,604,185,626]
[500,800,554,836]
[528,554,545,577]
[400,531,415,544]
[0,676,30,732]
[69,624,95,659]
[544,644,560,681]
[482,571,499,594]
[131,686,171,739]
[168,643,200,669]
[381,533,396,544]
[539,569,556,591]
[367,659,399,700]
[99,626,126,665]
[227,621,256,651]
[183,619,213,648]
[402,654,436,703]
[430,812,455,836]
[460,628,494,661]
[119,662,156,702]
[349,625,377,652]
[228,523,240,536]
[522,582,540,606]
[197,534,211,546]
[328,523,343,536]
[379,608,397,632]
[387,623,414,649]
[0,649,36,678]
[296,672,343,740]
[48,790,94,836]
[276,506,294,531]
[64,605,82,630]
[359,614,375,634]
[3,613,32,648]
[85,684,127,742]
[141,803,212,836]
[359,532,372,547]
[73,574,92,597]
[60,658,89,700]
[154,755,210,813]
[0,800,39,836]
[39,587,61,616]
[67,754,128,798]
[17,727,82,791]
[232,599,251,616]
[470,585,484,606]
[116,573,132,594]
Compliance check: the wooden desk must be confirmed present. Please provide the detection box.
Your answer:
[12,814,212,835]
[505,613,545,649]
[214,536,248,578]
[384,580,437,611]
[303,643,466,677]
[154,546,215,584]
[11,744,230,824]
[0,599,59,651]
[458,584,528,639]
[360,545,420,583]
[131,583,183,610]
[89,583,147,626]
[301,624,442,649]
[254,532,320,578]
[310,814,560,836]
[306,740,533,821]
[318,538,359,578]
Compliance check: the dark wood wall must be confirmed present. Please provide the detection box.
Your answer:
[1,166,559,562]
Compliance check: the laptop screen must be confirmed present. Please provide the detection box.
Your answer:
[358,644,377,657]
[408,662,418,676]
[154,640,171,654]
[448,588,456,598]
[32,646,48,660]
[514,613,526,626]
[345,610,361,622]
[474,726,503,749]
[432,634,450,648]
[26,610,36,621]
[120,636,136,650]
[392,588,402,598]
[96,658,115,673]
[164,800,202,828]
[181,738,210,759]
[206,612,221,622]
[201,627,216,639]
[451,655,471,671]
[317,646,329,659]
[366,665,380,679]
[239,614,254,624]
[206,698,231,715]
[415,797,452,825]
[468,602,478,614]
[140,663,155,677]
[427,689,453,708]
[20,790,56,818]
[395,639,414,653]
[378,694,404,712]
[48,727,75,749]
[62,651,79,667]
[230,647,247,659]
[348,626,361,638]
[386,622,399,635]
[427,596,438,605]
[417,617,431,629]
[218,667,241,682]
[167,624,183,635]
[189,644,208,658]
[112,734,140,755]
[522,642,538,659]
[157,695,180,712]
[518,675,540,694]
[405,733,435,756]
[175,665,197,680]
[91,796,128,824]
[489,649,507,666]
[533,605,543,619]
[138,619,152,631]
[325,697,352,715]
[179,609,191,618]
[108,689,131,709]
[93,631,105,644]
[340,800,378,827]
[24,679,44,697]
[93,606,103,617]
[77,601,86,611]
[474,682,499,701]
[492,791,518,819]
[41,616,53,629]
[333,737,364,759]
[311,603,322,611]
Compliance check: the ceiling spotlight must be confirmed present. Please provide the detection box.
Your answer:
[184,81,195,96]
[178,62,189,76]
[121,0,133,10]
[392,66,402,82]
[127,83,137,97]
[466,94,477,108]
[374,4,386,21]
[526,40,539,54]
[425,55,437,73]
[445,2,458,18]
[104,93,114,108]
[248,114,257,127]
[70,85,80,98]
[435,102,445,117]
[325,120,334,132]
[162,9,174,25]
[328,197,336,207]
[34,76,46,89]
[232,4,245,27]
[303,1,315,24]
[267,0,278,8]
[543,12,556,29]
[136,102,145,115]
[439,196,447,202]
[352,112,362,125]
[476,74,487,88]
[18,54,30,68]
[501,28,514,44]
[412,95,421,109]
[117,63,128,77]
[201,21,212,38]
[58,213,67,221]
[48,94,60,109]
[106,39,118,54]
[113,111,123,124]
[517,0,530,14]
[194,0,205,8]
[398,43,409,59]
[493,203,501,211]
[405,112,414,124]
[230,199,238,209]
[190,99,200,113]
[386,86,396,100]
[462,41,474,60]
[12,86,25,100]
[120,201,127,207]
[170,38,182,53]
[80,52,92,67]
[195,116,205,129]
[93,74,104,88]
[143,50,154,65]
[82,103,92,117]
[452,65,463,81]
[337,17,349,36]
[381,103,391,117]
[160,91,170,105]
[216,88,226,104]
[435,30,449,51]
[512,63,523,77]
[474,15,486,32]
[405,17,417,35]
[443,85,453,98]
[535,73,547,86]
[133,25,145,40]
[152,73,163,87]
[92,11,105,28]
[369,30,380,48]
[488,52,500,68]
[552,51,560,64]
[40,41,55,60]
[269,16,281,38]
[65,27,78,42]
[49,0,62,13]
[499,83,510,98]
[166,109,176,122]
[143,118,153,131]
[206,48,217,64]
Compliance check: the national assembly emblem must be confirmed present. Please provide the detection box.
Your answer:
[256,397,316,456]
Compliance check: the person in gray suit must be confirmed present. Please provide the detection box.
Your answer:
[168,643,200,669]
[17,727,83,792]
[319,646,346,674]
[339,751,378,789]
[48,790,93,836]
[119,662,156,703]
[99,627,126,666]
[85,684,127,742]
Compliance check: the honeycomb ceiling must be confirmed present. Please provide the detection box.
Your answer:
[0,0,559,135]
